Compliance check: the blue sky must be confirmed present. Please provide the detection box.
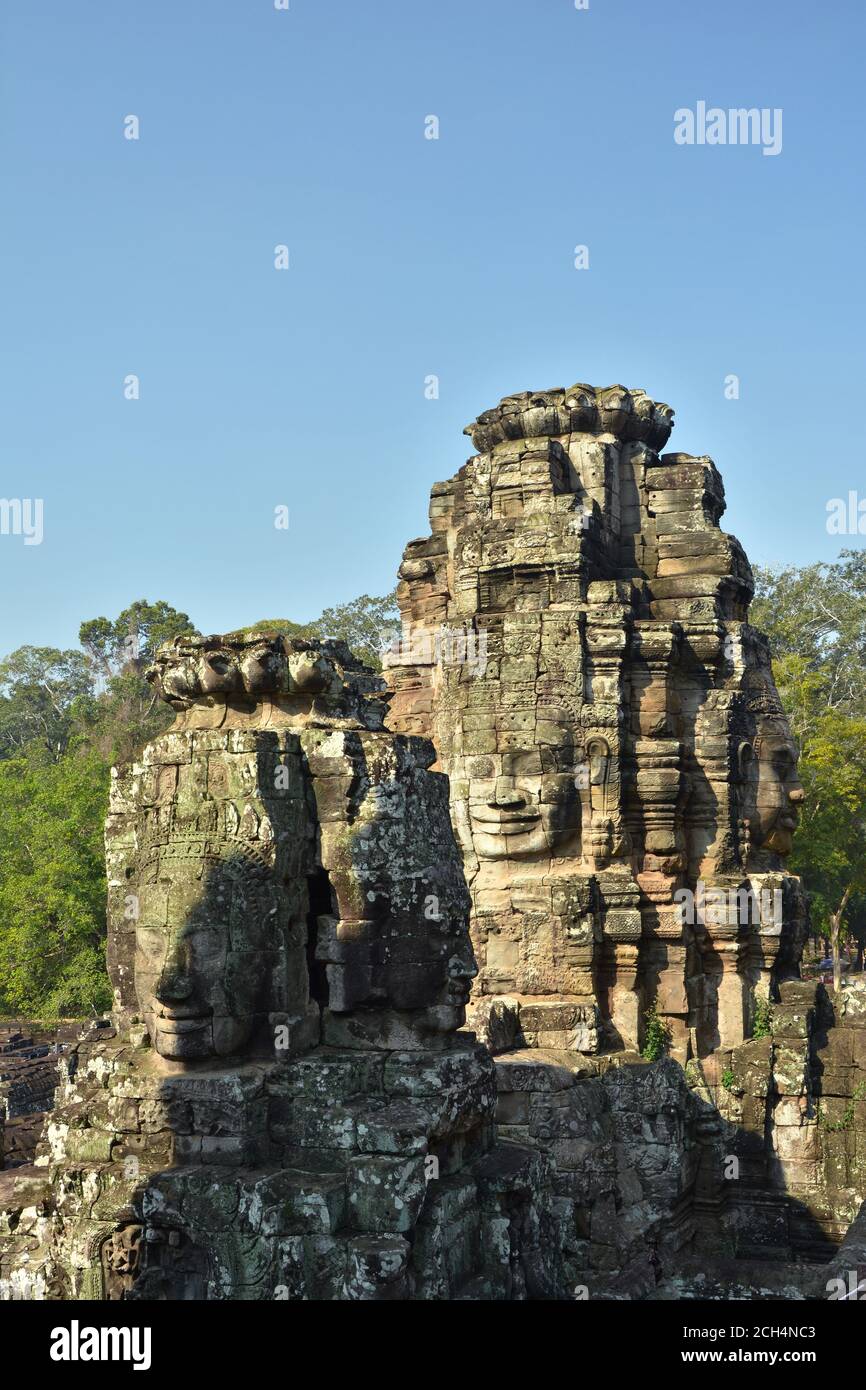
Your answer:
[1,0,863,655]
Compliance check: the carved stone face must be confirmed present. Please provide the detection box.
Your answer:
[134,848,282,1063]
[319,907,478,1049]
[752,722,805,855]
[740,718,805,859]
[462,728,582,862]
[386,920,478,1029]
[317,842,478,1035]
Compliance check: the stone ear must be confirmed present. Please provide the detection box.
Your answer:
[587,737,610,783]
[737,741,755,780]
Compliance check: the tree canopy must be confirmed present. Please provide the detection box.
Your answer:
[751,550,866,977]
[242,590,399,670]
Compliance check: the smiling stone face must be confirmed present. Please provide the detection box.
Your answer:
[741,717,805,862]
[735,656,806,868]
[384,378,818,1057]
[375,915,478,1027]
[464,745,582,862]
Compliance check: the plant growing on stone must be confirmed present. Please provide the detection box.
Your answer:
[818,1079,866,1132]
[752,996,773,1038]
[641,1004,671,1062]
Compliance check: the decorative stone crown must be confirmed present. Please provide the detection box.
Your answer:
[464,383,675,454]
[137,827,274,876]
[145,632,386,712]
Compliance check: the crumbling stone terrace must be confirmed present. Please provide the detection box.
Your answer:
[0,1025,76,1170]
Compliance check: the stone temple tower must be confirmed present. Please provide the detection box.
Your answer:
[385,383,808,1059]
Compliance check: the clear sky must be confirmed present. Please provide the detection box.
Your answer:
[1,0,863,655]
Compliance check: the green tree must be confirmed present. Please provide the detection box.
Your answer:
[79,598,197,680]
[76,600,199,764]
[752,554,866,990]
[0,600,198,1018]
[787,709,866,991]
[751,549,866,720]
[0,646,92,761]
[244,618,318,639]
[315,591,400,669]
[241,591,399,670]
[0,749,112,1018]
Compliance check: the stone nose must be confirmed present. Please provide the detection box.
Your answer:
[155,942,194,1005]
[788,787,805,805]
[449,954,479,980]
[490,778,526,808]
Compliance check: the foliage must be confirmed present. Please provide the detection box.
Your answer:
[242,617,318,639]
[641,1004,671,1062]
[720,1069,736,1092]
[818,1080,866,1133]
[315,591,400,670]
[751,997,773,1039]
[751,550,866,722]
[74,600,198,764]
[0,599,196,1018]
[751,552,866,982]
[73,666,177,767]
[79,599,197,680]
[0,749,111,1018]
[0,646,92,761]
[242,591,399,671]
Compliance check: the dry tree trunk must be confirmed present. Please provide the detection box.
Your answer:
[830,885,853,994]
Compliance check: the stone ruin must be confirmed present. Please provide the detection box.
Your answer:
[0,1026,77,1170]
[385,383,808,1061]
[1,379,864,1302]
